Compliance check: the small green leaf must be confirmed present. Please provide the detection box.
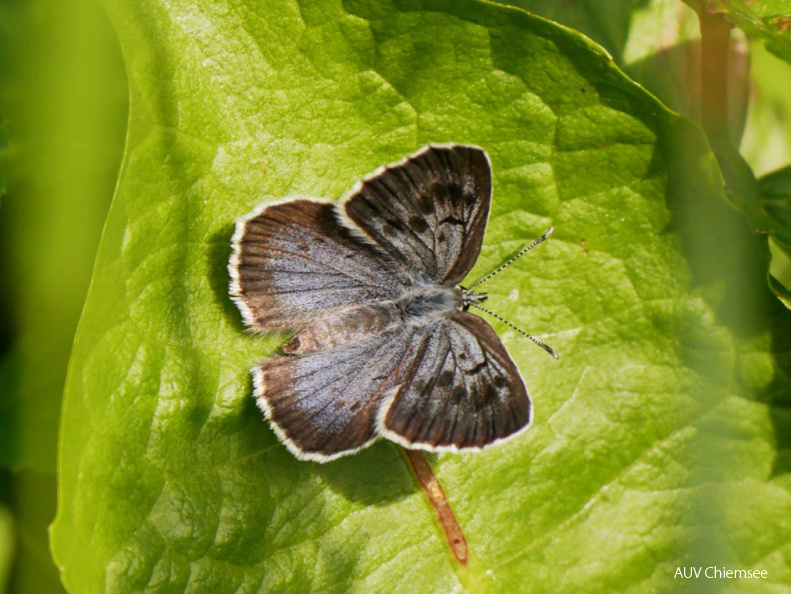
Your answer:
[759,165,791,242]
[0,505,13,590]
[768,237,791,307]
[760,168,791,307]
[51,0,791,591]
[741,42,791,175]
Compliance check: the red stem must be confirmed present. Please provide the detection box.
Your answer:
[403,448,468,565]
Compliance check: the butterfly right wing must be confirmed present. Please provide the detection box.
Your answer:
[230,198,405,333]
[379,312,531,451]
[340,145,491,285]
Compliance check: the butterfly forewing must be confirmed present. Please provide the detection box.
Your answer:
[341,146,491,285]
[231,199,405,332]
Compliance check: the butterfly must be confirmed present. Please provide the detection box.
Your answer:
[229,145,554,462]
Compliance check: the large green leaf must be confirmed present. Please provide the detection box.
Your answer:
[51,0,791,591]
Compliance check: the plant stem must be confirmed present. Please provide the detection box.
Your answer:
[403,448,468,565]
[699,8,732,144]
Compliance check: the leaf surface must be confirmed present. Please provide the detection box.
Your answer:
[51,0,791,591]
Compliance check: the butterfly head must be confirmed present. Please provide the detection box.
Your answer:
[459,287,488,312]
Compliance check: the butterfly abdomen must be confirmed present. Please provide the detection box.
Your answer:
[283,284,462,355]
[281,303,402,355]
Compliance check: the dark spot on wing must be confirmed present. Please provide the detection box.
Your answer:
[437,370,454,387]
[493,375,505,388]
[448,184,465,207]
[417,194,434,215]
[451,386,467,402]
[408,215,428,233]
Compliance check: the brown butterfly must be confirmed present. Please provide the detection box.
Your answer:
[229,145,554,462]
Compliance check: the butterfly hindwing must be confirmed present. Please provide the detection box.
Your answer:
[230,199,404,333]
[341,145,491,285]
[255,327,418,461]
[379,313,531,451]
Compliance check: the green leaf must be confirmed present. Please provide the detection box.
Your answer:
[0,504,13,591]
[51,0,791,591]
[768,237,791,307]
[489,0,644,64]
[498,1,754,149]
[0,121,7,205]
[741,41,791,176]
[758,165,791,242]
[758,167,791,308]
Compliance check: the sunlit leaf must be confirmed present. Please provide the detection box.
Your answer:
[50,0,791,591]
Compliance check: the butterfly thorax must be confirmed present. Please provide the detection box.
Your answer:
[396,284,487,325]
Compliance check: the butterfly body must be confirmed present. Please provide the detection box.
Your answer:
[396,284,463,323]
[230,145,539,462]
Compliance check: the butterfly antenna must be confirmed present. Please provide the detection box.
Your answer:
[468,226,555,290]
[469,303,559,359]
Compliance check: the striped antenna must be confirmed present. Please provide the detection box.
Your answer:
[468,226,555,290]
[469,303,559,359]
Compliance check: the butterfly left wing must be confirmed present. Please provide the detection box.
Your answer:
[340,145,491,285]
[230,198,406,333]
[255,326,419,462]
[378,312,531,451]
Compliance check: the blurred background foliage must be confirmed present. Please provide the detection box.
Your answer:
[0,0,789,591]
[0,0,127,591]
